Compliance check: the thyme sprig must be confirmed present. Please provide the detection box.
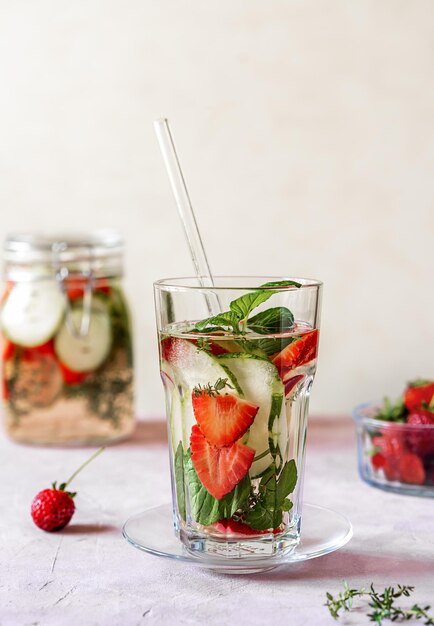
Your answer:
[192,377,233,398]
[325,582,434,625]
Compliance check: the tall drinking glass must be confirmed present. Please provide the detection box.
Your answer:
[154,276,322,560]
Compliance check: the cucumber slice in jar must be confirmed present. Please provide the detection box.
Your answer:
[218,353,285,477]
[1,281,66,347]
[54,302,112,372]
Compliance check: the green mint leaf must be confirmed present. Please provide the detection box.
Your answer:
[194,280,301,335]
[174,442,186,521]
[245,460,297,530]
[184,450,250,525]
[244,499,277,530]
[218,475,251,519]
[247,307,294,335]
[276,460,297,504]
[229,291,275,326]
[195,312,240,333]
[193,326,228,334]
[259,280,302,289]
[247,336,296,357]
[245,464,280,530]
[268,394,284,462]
[185,451,220,525]
[281,499,293,511]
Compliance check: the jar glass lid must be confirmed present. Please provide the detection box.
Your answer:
[3,230,124,280]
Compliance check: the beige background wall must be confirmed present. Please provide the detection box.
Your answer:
[0,1,433,418]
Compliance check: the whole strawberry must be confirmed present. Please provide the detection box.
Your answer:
[30,447,104,533]
[404,380,434,412]
[31,483,76,532]
[406,410,434,457]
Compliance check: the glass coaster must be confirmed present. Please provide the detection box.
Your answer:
[123,502,352,574]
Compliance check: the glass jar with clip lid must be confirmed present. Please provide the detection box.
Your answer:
[1,231,135,445]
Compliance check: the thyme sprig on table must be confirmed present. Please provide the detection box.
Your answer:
[325,582,434,625]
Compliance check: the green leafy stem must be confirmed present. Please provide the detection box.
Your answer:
[325,582,434,625]
[194,280,301,336]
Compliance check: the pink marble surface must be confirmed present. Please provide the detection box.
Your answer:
[1,417,433,626]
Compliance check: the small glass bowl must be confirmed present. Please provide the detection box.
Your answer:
[353,403,434,497]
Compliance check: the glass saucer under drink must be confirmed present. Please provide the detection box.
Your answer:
[154,276,322,560]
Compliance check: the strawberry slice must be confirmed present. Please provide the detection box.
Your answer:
[284,374,304,397]
[211,519,280,536]
[58,361,89,386]
[190,425,255,500]
[273,329,319,373]
[192,390,258,446]
[22,340,56,361]
[2,335,15,361]
[404,381,434,412]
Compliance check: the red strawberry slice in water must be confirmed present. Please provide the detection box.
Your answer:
[190,425,255,500]
[284,374,304,397]
[273,329,319,374]
[192,391,258,446]
[211,519,280,536]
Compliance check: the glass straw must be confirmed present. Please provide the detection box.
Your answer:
[153,118,221,315]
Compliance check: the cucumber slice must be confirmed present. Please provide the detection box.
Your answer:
[169,385,185,453]
[161,337,242,448]
[218,353,285,477]
[54,302,112,372]
[1,282,66,347]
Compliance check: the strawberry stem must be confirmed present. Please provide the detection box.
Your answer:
[63,447,105,489]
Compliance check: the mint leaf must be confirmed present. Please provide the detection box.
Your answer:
[244,460,297,531]
[185,452,220,524]
[268,393,284,462]
[245,466,281,530]
[184,450,250,525]
[248,307,294,334]
[244,497,278,530]
[174,442,186,521]
[229,291,276,325]
[219,475,251,519]
[194,281,300,335]
[248,336,296,357]
[195,312,240,333]
[194,326,228,334]
[276,459,297,503]
[281,499,293,512]
[259,280,302,289]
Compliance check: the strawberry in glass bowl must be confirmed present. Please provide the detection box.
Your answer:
[353,379,434,497]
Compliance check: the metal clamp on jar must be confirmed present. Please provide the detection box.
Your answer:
[0,231,135,445]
